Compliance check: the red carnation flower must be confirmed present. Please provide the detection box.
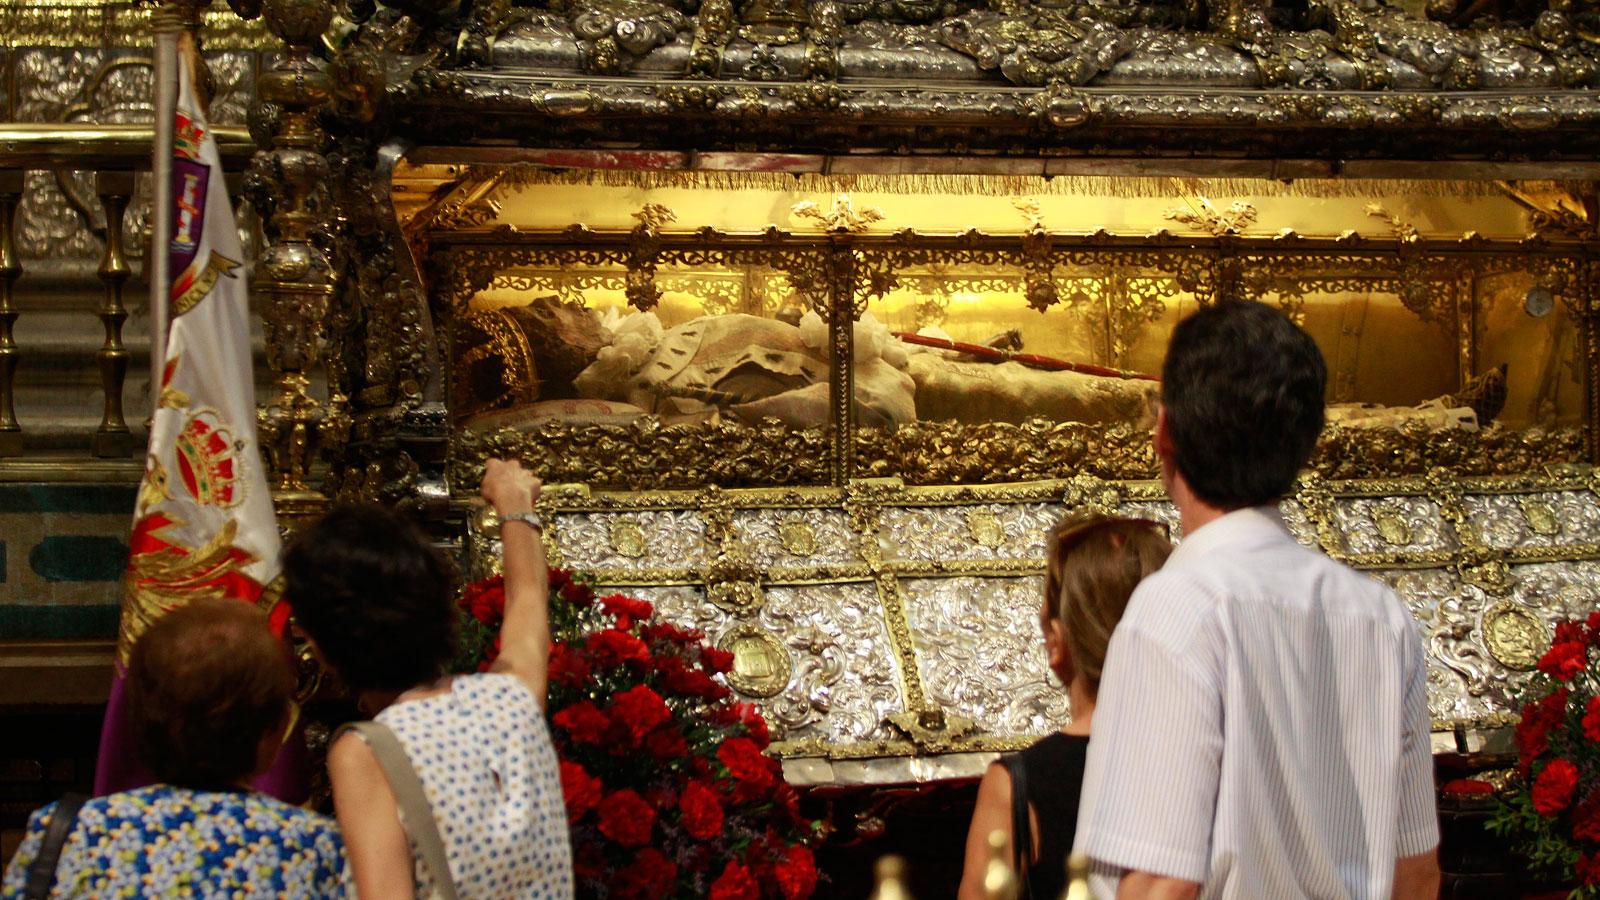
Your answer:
[549,567,573,591]
[598,789,657,847]
[718,737,775,789]
[709,861,760,900]
[734,702,772,749]
[1580,853,1600,887]
[588,629,652,668]
[702,645,735,675]
[549,643,592,688]
[602,594,655,630]
[612,847,677,900]
[1585,696,1600,744]
[679,779,725,840]
[559,760,603,822]
[553,701,611,745]
[774,844,818,900]
[1538,640,1588,682]
[644,726,688,761]
[662,659,730,701]
[611,684,672,743]
[1588,611,1600,642]
[644,620,699,644]
[560,579,596,608]
[1533,758,1581,817]
[1574,790,1600,843]
[1556,621,1587,645]
[463,577,506,625]
[1516,687,1570,771]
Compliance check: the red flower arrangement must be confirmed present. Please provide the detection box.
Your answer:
[456,569,821,899]
[1490,613,1600,892]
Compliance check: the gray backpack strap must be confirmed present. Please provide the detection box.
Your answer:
[24,792,87,900]
[339,721,461,900]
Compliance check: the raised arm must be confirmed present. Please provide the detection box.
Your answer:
[481,458,552,705]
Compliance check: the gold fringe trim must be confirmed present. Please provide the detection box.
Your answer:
[488,166,1526,200]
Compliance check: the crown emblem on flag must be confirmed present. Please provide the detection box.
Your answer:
[174,113,205,161]
[174,411,242,508]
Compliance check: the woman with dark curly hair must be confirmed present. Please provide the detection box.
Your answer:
[285,459,572,899]
[1,598,346,898]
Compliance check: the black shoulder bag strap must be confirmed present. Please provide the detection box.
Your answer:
[24,792,88,900]
[1000,754,1036,900]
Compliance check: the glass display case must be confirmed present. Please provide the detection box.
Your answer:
[424,169,1591,491]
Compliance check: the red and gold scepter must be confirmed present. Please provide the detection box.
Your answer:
[891,332,1160,381]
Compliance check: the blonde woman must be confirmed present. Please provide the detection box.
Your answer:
[958,515,1172,900]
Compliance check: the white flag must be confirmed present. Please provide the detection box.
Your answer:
[119,35,283,663]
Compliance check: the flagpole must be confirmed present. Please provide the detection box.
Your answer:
[149,2,189,390]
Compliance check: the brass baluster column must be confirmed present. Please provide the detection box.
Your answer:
[93,172,135,457]
[0,172,22,457]
[252,0,340,524]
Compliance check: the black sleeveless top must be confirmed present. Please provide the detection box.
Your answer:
[1006,732,1090,900]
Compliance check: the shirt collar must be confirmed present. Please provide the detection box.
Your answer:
[1168,504,1292,565]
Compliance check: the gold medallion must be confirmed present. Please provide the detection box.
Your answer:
[777,516,818,556]
[966,509,1006,549]
[1370,504,1412,546]
[1481,602,1547,671]
[720,625,792,698]
[609,520,647,558]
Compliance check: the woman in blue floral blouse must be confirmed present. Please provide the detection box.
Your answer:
[1,598,346,899]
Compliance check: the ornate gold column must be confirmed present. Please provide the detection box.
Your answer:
[249,0,346,526]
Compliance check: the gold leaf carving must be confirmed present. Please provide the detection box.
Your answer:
[966,509,1005,549]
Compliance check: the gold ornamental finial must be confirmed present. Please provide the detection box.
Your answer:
[631,202,678,231]
[791,194,885,232]
[982,830,1020,900]
[1062,853,1091,900]
[869,855,915,900]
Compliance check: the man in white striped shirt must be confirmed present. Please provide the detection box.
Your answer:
[1072,301,1440,900]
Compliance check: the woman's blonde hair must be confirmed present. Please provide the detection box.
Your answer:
[1044,514,1173,698]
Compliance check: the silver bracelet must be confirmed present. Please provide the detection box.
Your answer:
[500,511,545,532]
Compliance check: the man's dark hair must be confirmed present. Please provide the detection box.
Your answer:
[1161,300,1327,509]
[283,504,458,694]
[127,598,293,788]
